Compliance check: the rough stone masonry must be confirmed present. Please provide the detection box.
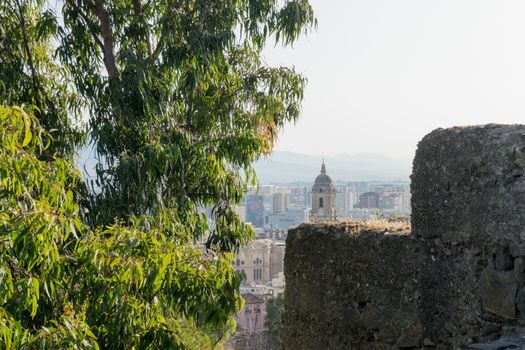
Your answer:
[284,125,525,349]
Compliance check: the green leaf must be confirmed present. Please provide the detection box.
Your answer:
[0,0,314,344]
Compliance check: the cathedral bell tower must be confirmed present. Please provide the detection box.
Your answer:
[310,160,337,222]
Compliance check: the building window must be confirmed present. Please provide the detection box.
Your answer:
[236,259,240,266]
[241,260,244,265]
[253,268,262,280]
[319,197,324,208]
[254,268,263,280]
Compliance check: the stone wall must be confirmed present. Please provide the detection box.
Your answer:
[284,125,525,349]
[284,222,420,350]
[413,125,525,348]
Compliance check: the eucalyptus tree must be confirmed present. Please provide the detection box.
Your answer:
[0,0,85,156]
[59,0,315,236]
[0,0,314,348]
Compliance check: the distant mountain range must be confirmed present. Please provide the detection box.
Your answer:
[253,151,412,184]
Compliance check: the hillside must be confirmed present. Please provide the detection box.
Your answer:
[253,151,411,184]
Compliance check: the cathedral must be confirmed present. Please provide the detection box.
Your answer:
[310,161,337,222]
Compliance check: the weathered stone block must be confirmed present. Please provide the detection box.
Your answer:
[494,248,514,271]
[514,258,525,274]
[411,125,525,243]
[515,286,525,324]
[481,323,501,336]
[510,245,525,257]
[480,268,517,320]
[284,222,416,350]
[396,326,423,349]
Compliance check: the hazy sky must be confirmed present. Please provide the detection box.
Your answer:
[264,0,525,162]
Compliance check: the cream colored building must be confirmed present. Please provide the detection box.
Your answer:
[310,161,337,222]
[233,239,285,285]
[272,192,289,213]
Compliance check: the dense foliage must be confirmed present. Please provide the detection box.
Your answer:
[0,0,314,348]
[265,292,284,344]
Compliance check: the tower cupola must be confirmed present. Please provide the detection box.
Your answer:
[310,160,337,222]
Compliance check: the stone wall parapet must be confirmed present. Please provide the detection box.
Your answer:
[284,125,525,349]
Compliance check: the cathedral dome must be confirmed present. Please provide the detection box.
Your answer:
[310,160,337,222]
[312,161,335,192]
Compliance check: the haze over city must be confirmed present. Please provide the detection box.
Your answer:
[264,0,525,162]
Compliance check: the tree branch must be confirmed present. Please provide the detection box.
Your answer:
[82,0,97,16]
[68,0,104,52]
[132,0,142,16]
[13,0,42,110]
[150,36,164,61]
[149,1,183,62]
[132,0,152,55]
[82,0,119,78]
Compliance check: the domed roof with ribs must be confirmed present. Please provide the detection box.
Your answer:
[312,161,335,192]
